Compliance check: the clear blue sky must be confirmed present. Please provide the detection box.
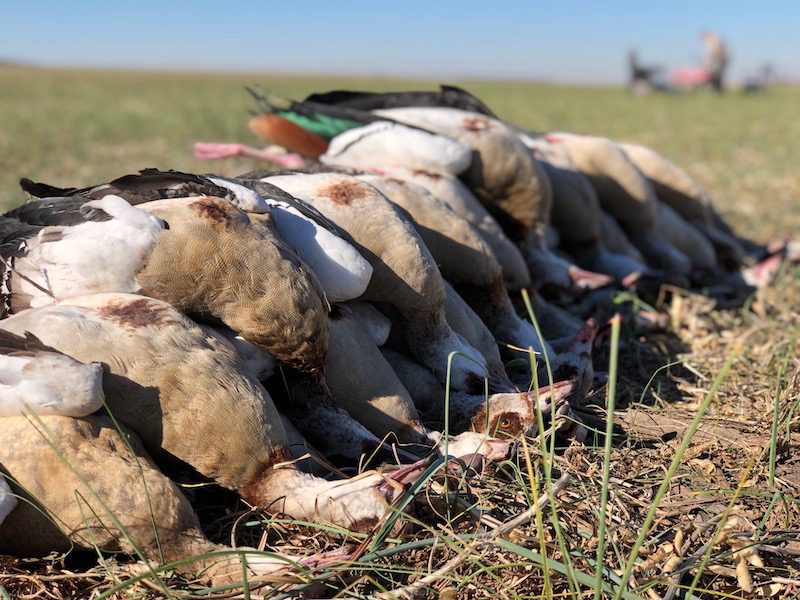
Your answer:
[4,1,798,83]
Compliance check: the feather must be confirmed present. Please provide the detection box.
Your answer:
[18,169,238,206]
[0,330,56,355]
[321,121,473,175]
[6,196,113,225]
[248,114,330,157]
[235,178,342,235]
[305,85,497,117]
[0,474,16,527]
[19,178,78,198]
[0,329,105,418]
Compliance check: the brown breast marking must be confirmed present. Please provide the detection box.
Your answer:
[190,198,238,230]
[319,180,369,206]
[97,297,176,329]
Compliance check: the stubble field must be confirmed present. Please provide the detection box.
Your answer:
[1,67,798,599]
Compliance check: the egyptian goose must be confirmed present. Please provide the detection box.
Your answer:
[0,413,351,587]
[372,165,532,290]
[521,135,652,280]
[199,321,400,468]
[8,190,328,371]
[194,151,533,292]
[379,345,577,438]
[19,170,373,304]
[0,293,421,530]
[323,306,511,461]
[363,107,613,291]
[543,132,694,276]
[359,175,547,359]
[246,93,609,293]
[261,172,489,392]
[617,142,755,267]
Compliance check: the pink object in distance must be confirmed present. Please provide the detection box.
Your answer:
[672,67,712,85]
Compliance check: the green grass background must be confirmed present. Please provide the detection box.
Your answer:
[1,67,798,239]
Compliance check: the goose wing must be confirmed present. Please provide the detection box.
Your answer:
[20,169,237,205]
[305,85,497,117]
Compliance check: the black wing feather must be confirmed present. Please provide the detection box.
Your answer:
[304,85,497,117]
[0,329,61,357]
[5,197,112,226]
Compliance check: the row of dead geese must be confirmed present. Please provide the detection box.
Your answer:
[0,86,793,586]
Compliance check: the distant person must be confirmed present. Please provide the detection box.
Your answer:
[701,30,729,92]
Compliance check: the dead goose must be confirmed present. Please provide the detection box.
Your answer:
[364,107,613,292]
[323,305,511,461]
[19,169,373,304]
[197,149,532,292]
[617,142,754,267]
[521,134,652,280]
[130,196,330,372]
[372,165,531,291]
[246,92,606,293]
[358,174,547,359]
[7,191,329,372]
[545,132,693,276]
[0,413,352,587]
[198,321,411,468]
[0,293,420,531]
[261,172,489,392]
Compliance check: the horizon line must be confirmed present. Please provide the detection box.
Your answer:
[2,60,799,87]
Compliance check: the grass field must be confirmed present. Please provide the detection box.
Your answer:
[1,67,799,598]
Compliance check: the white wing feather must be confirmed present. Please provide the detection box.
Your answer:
[265,199,373,302]
[322,121,473,175]
[13,195,164,306]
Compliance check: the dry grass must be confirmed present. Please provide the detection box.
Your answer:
[1,68,799,599]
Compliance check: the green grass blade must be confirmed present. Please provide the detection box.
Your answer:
[769,349,790,486]
[594,313,621,600]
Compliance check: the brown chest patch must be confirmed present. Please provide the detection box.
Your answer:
[463,117,493,132]
[190,198,237,229]
[97,297,176,330]
[319,180,369,206]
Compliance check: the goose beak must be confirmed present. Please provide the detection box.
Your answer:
[297,545,356,568]
[527,379,576,413]
[378,458,430,501]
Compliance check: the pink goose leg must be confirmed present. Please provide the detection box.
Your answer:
[194,142,307,169]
